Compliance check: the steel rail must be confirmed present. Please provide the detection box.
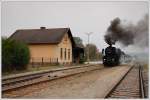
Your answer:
[139,65,146,98]
[105,65,134,98]
[2,64,101,92]
[2,64,98,85]
[2,64,97,81]
[105,64,146,98]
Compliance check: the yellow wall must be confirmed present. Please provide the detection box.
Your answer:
[29,33,72,64]
[29,44,59,63]
[58,33,72,64]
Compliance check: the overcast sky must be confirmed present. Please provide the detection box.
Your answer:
[2,1,148,53]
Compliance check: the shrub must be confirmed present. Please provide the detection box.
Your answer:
[2,38,13,72]
[2,38,30,72]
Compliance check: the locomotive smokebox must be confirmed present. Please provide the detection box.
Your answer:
[102,45,121,66]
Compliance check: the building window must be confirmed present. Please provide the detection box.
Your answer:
[68,49,70,60]
[60,48,63,60]
[64,48,66,60]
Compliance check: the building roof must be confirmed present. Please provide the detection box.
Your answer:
[10,27,75,47]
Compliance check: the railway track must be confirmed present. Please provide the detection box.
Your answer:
[105,64,146,98]
[2,64,102,92]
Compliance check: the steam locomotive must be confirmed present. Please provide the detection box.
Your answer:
[102,45,122,66]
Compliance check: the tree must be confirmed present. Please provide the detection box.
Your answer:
[73,37,83,45]
[2,37,30,72]
[85,44,102,61]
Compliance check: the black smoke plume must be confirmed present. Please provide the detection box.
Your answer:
[105,14,148,47]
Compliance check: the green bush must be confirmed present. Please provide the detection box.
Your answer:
[2,38,30,72]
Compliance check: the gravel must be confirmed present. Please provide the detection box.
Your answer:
[3,65,130,99]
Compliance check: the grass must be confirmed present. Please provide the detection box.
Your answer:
[2,70,29,76]
[2,63,85,77]
[142,63,149,70]
[28,65,67,72]
[2,65,63,76]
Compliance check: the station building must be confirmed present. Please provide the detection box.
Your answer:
[10,27,84,65]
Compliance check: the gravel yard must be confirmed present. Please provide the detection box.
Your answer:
[3,65,130,99]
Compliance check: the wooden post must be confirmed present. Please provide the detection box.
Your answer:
[51,58,53,64]
[57,58,58,64]
[42,57,43,66]
[50,58,51,64]
[32,57,34,67]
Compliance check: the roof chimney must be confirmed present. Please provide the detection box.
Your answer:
[40,27,46,29]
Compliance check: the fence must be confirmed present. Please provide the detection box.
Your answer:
[30,57,58,67]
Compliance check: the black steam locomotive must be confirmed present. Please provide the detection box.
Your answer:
[102,45,122,66]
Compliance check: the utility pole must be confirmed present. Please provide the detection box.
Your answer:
[85,32,93,64]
